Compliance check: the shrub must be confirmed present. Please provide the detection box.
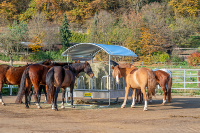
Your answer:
[151,51,170,63]
[187,52,200,66]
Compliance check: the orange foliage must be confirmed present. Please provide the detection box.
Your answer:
[187,52,200,66]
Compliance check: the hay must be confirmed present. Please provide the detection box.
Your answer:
[74,62,124,90]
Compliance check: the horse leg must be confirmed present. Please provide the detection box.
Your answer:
[43,85,47,103]
[51,86,56,110]
[0,83,5,105]
[139,89,142,104]
[131,89,136,108]
[136,89,139,103]
[33,84,41,109]
[28,88,33,105]
[54,87,60,111]
[38,85,42,103]
[141,87,148,111]
[61,88,66,109]
[121,86,130,108]
[24,89,30,108]
[162,85,167,105]
[70,84,75,108]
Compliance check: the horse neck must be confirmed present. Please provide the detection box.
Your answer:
[120,67,136,77]
[69,63,85,75]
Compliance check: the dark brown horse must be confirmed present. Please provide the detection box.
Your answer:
[0,59,51,105]
[46,61,94,111]
[15,61,80,108]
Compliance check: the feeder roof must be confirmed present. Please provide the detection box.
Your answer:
[61,43,137,61]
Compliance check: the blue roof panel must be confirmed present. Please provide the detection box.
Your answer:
[61,43,137,60]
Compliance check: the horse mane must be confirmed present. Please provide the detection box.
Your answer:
[118,63,137,69]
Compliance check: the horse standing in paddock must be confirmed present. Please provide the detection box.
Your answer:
[28,61,81,104]
[15,61,80,108]
[46,61,94,111]
[153,69,172,104]
[112,64,157,111]
[0,59,51,105]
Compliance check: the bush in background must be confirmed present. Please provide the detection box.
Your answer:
[187,52,200,66]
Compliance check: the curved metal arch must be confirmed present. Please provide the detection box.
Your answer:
[61,43,137,60]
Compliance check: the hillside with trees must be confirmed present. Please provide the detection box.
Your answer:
[0,0,199,64]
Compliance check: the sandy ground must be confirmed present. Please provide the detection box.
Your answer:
[0,94,200,133]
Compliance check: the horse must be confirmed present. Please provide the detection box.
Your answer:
[0,59,51,105]
[46,61,94,111]
[15,61,80,108]
[112,63,157,111]
[152,68,172,104]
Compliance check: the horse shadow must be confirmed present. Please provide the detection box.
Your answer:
[149,97,200,110]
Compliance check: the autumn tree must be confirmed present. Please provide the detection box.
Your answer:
[169,0,200,17]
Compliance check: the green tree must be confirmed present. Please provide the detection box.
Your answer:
[60,13,71,48]
[0,20,28,65]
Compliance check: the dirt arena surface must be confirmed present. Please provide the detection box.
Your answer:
[0,94,200,133]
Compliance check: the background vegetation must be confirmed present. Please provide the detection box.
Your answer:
[0,0,199,64]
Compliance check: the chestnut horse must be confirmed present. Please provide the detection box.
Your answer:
[0,59,51,105]
[112,64,157,111]
[153,68,172,104]
[46,61,94,111]
[15,61,80,108]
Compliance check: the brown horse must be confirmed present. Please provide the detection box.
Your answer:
[46,61,94,111]
[15,61,80,108]
[112,64,157,111]
[153,69,172,104]
[0,59,51,105]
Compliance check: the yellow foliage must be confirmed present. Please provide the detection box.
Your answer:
[28,34,44,52]
[169,0,199,17]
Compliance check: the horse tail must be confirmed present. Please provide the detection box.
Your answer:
[15,66,30,104]
[167,74,172,103]
[46,67,55,104]
[147,69,157,97]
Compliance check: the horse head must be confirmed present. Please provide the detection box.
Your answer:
[112,65,121,84]
[84,61,94,78]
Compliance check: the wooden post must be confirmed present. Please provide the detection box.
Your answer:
[198,71,200,87]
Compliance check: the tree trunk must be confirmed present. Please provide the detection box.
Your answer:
[10,55,13,66]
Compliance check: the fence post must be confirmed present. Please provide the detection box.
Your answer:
[184,70,185,89]
[198,71,200,87]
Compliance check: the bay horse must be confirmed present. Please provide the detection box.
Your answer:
[152,68,172,104]
[112,64,157,111]
[0,59,51,105]
[15,61,80,108]
[46,61,94,111]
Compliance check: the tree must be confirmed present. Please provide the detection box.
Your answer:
[0,20,28,65]
[60,13,71,48]
[169,0,200,17]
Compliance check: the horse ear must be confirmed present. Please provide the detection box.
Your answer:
[77,60,80,63]
[112,66,114,69]
[85,61,88,65]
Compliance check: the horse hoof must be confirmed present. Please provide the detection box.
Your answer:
[38,106,42,109]
[121,106,125,108]
[162,103,165,105]
[143,107,148,111]
[61,106,65,109]
[131,105,135,108]
[2,103,5,106]
[71,105,75,108]
[25,106,29,109]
